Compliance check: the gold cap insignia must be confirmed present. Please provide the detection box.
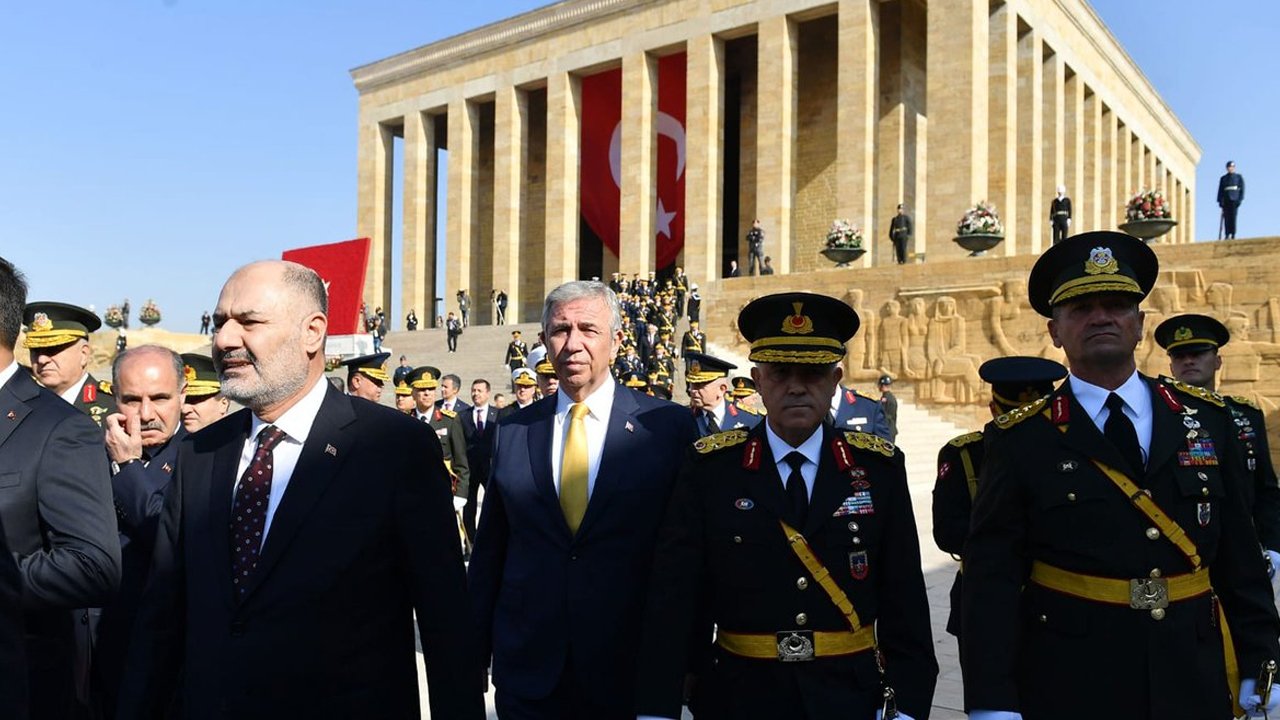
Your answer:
[31,313,52,333]
[1084,246,1119,276]
[690,361,701,374]
[184,365,197,382]
[734,378,745,388]
[781,302,815,335]
[1173,327,1193,342]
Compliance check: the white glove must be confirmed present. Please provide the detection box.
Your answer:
[1240,679,1280,718]
[876,711,914,720]
[969,712,1022,720]
[453,496,467,512]
[1265,549,1280,579]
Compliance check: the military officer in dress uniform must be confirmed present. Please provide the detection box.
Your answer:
[1218,160,1245,239]
[1049,185,1072,245]
[831,381,892,440]
[963,232,1280,720]
[731,376,757,401]
[636,292,938,720]
[932,356,1066,638]
[179,353,229,432]
[681,320,707,373]
[407,366,470,509]
[23,301,116,426]
[685,351,762,437]
[498,367,538,420]
[393,379,414,414]
[534,358,559,399]
[340,351,390,403]
[504,331,528,376]
[1154,313,1280,572]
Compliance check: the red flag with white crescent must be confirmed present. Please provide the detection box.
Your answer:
[580,54,687,268]
[282,237,370,335]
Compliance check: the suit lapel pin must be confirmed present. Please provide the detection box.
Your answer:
[162,462,173,474]
[325,444,338,457]
[625,420,634,433]
[1057,460,1079,472]
[5,411,14,420]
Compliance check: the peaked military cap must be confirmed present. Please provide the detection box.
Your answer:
[979,356,1068,412]
[621,372,649,389]
[1154,313,1229,354]
[730,376,757,398]
[394,380,412,397]
[534,359,556,377]
[23,301,101,349]
[512,367,538,387]
[406,365,441,389]
[341,352,391,384]
[180,353,221,399]
[684,352,736,384]
[1027,231,1157,317]
[738,292,858,364]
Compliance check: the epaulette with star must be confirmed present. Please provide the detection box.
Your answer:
[1161,377,1225,408]
[99,380,113,396]
[994,395,1049,430]
[843,431,897,458]
[947,431,984,448]
[693,429,749,454]
[1230,394,1261,411]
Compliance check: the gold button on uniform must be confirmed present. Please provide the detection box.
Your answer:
[1201,487,1209,496]
[1150,568,1162,578]
[796,577,809,590]
[1145,527,1160,540]
[795,613,808,626]
[1150,608,1166,621]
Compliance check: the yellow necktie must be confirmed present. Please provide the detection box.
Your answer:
[560,403,591,534]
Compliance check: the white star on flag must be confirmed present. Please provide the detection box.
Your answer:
[656,199,677,240]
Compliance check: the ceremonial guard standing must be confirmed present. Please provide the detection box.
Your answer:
[1218,161,1245,239]
[23,302,116,426]
[637,292,937,720]
[931,356,1066,637]
[1154,313,1280,567]
[1049,185,1072,245]
[680,320,706,373]
[505,331,528,375]
[963,232,1280,720]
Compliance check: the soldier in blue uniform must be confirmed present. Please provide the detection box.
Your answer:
[1218,160,1245,239]
[932,356,1066,638]
[684,351,762,437]
[963,232,1280,720]
[831,381,892,440]
[1154,313,1280,574]
[636,292,937,720]
[23,301,116,426]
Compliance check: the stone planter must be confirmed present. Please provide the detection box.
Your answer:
[821,247,866,267]
[953,233,1004,255]
[1119,218,1177,241]
[139,316,161,327]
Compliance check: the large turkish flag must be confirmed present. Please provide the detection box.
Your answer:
[579,54,687,269]
[282,237,370,335]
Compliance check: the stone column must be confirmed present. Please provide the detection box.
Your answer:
[1104,108,1117,228]
[1064,70,1084,231]
[1132,137,1144,195]
[685,34,724,287]
[757,14,798,274]
[1185,184,1195,243]
[925,0,988,261]
[1016,25,1043,254]
[1118,125,1132,212]
[1083,91,1101,231]
[494,85,526,326]
[1042,48,1064,234]
[619,52,658,277]
[445,99,477,317]
[837,0,878,267]
[356,118,395,315]
[989,2,1018,256]
[402,111,436,328]
[544,71,581,293]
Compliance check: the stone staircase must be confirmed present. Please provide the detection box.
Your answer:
[380,322,544,401]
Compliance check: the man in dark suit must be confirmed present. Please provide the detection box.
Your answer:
[0,515,27,719]
[117,260,484,720]
[95,345,190,715]
[1218,160,1245,239]
[469,280,697,719]
[964,233,1280,719]
[0,258,121,719]
[437,373,471,415]
[460,378,497,553]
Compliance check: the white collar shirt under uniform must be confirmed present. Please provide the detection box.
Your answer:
[58,372,91,405]
[550,379,615,502]
[706,399,727,431]
[764,422,823,499]
[234,376,328,547]
[1068,370,1153,467]
[0,360,19,391]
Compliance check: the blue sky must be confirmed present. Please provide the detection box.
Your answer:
[1,1,1275,332]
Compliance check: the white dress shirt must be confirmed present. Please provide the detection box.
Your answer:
[0,359,20,391]
[473,403,491,430]
[234,376,328,546]
[764,421,823,497]
[58,372,91,405]
[1068,370,1153,466]
[550,379,615,501]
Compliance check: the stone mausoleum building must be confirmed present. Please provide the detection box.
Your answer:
[351,0,1198,327]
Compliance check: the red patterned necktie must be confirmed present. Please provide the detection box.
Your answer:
[230,425,287,598]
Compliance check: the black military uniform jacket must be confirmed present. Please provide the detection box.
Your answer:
[636,423,937,720]
[932,429,986,637]
[963,375,1280,719]
[1049,196,1072,224]
[504,341,528,370]
[71,373,116,428]
[416,408,470,500]
[680,329,705,357]
[1223,394,1280,552]
[1218,172,1245,206]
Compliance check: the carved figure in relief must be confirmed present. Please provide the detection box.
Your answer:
[842,289,879,382]
[879,299,909,377]
[925,296,982,403]
[905,297,931,399]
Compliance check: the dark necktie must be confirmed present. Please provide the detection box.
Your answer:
[784,451,809,525]
[705,410,720,434]
[230,425,287,598]
[476,408,485,433]
[1104,392,1144,477]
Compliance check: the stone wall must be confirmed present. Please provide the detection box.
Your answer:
[790,16,838,275]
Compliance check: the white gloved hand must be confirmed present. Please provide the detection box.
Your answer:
[968,712,1022,720]
[1240,679,1280,718]
[453,496,467,512]
[875,710,914,720]
[1265,549,1280,579]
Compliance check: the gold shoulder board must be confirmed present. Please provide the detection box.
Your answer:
[1163,378,1226,408]
[947,431,984,448]
[844,431,896,458]
[694,429,749,454]
[994,395,1049,430]
[440,408,458,418]
[734,403,761,416]
[1230,395,1261,411]
[99,380,113,396]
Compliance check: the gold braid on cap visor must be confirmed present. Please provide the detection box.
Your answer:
[1164,338,1219,352]
[359,367,390,383]
[748,335,846,364]
[23,330,88,349]
[1049,275,1142,306]
[184,379,222,397]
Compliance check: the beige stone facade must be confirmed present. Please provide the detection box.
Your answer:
[352,0,1199,324]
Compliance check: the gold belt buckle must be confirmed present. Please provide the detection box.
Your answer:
[776,631,815,662]
[1129,577,1169,610]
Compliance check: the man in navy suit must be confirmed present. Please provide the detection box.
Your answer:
[469,280,697,719]
[117,260,484,720]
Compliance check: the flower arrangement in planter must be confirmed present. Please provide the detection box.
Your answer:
[139,299,162,326]
[1125,189,1172,221]
[103,305,125,329]
[825,219,864,250]
[954,201,1005,254]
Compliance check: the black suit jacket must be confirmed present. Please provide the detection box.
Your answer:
[460,405,496,489]
[117,384,485,720]
[469,388,697,710]
[0,369,120,720]
[0,513,28,719]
